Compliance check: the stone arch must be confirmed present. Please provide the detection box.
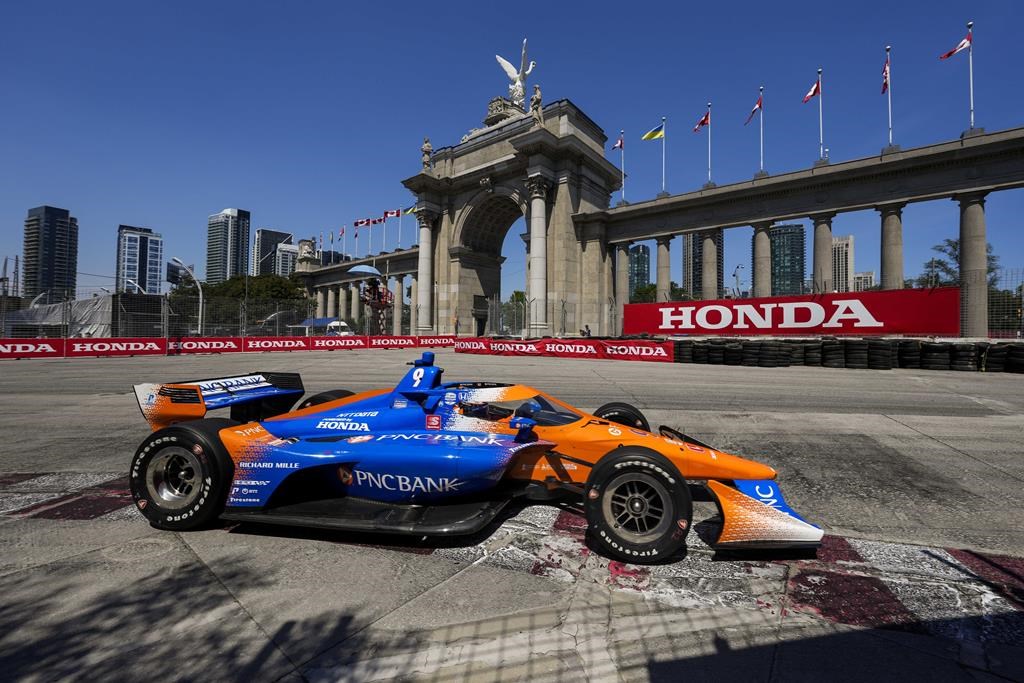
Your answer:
[452,184,529,256]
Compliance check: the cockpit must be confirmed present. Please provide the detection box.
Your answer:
[458,395,581,427]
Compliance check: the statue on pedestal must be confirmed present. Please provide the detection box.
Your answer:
[530,84,544,126]
[420,137,433,171]
[496,39,536,112]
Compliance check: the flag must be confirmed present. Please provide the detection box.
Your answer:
[641,123,665,140]
[329,230,334,245]
[383,209,402,218]
[353,218,370,227]
[881,56,890,94]
[612,133,624,150]
[319,231,323,251]
[693,110,710,133]
[404,205,419,215]
[370,217,385,225]
[940,32,971,60]
[744,95,763,125]
[802,78,821,103]
[339,226,345,237]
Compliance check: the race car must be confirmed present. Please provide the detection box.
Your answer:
[129,351,822,563]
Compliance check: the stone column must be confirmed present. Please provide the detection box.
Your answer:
[615,243,631,335]
[391,276,403,336]
[416,212,434,333]
[958,193,988,337]
[878,203,905,290]
[326,286,337,318]
[409,275,418,335]
[701,232,718,299]
[527,176,550,334]
[315,288,326,318]
[811,213,836,294]
[656,236,671,302]
[350,280,361,323]
[337,285,348,321]
[752,222,772,298]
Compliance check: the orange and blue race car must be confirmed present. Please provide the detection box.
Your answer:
[130,351,822,563]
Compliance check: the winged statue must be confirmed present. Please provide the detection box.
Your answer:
[495,39,536,111]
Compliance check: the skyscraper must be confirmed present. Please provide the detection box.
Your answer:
[22,205,78,300]
[832,235,855,293]
[252,229,292,276]
[628,244,650,297]
[275,243,299,277]
[854,271,876,292]
[115,225,164,294]
[206,208,251,284]
[683,230,724,299]
[755,223,806,296]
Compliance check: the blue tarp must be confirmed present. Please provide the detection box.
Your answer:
[296,317,339,328]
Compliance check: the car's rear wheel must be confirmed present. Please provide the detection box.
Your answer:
[129,418,236,531]
[584,447,691,563]
[295,389,354,410]
[593,402,650,432]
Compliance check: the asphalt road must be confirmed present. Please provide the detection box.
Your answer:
[1,349,1022,681]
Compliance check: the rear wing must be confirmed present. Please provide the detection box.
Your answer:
[133,372,304,430]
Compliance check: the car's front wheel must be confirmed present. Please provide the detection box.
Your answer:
[294,389,354,410]
[584,447,692,563]
[129,418,236,531]
[592,402,650,432]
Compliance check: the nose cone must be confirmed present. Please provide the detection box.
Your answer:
[673,442,778,480]
[712,450,777,481]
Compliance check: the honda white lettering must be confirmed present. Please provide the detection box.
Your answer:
[371,337,414,346]
[455,340,488,350]
[492,342,539,353]
[315,420,370,431]
[656,299,885,331]
[312,338,366,348]
[72,341,161,352]
[170,340,239,351]
[605,345,669,358]
[0,342,58,354]
[419,337,454,345]
[543,343,599,354]
[246,339,306,350]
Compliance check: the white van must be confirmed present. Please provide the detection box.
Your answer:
[326,320,355,336]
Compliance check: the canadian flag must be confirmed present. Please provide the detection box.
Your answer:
[383,209,402,218]
[802,79,821,103]
[881,56,890,94]
[370,217,385,225]
[353,219,371,227]
[744,95,762,125]
[940,31,971,60]
[612,134,623,150]
[693,110,710,133]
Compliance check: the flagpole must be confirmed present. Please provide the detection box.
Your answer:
[817,68,824,159]
[759,86,765,173]
[620,129,626,203]
[660,116,667,194]
[886,47,893,146]
[967,21,975,130]
[343,227,346,259]
[706,102,712,184]
[398,213,403,249]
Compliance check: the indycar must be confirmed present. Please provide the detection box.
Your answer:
[129,352,822,563]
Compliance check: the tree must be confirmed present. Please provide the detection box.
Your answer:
[912,238,1000,288]
[630,283,657,303]
[170,274,306,301]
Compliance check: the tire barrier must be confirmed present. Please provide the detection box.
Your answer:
[669,338,1024,373]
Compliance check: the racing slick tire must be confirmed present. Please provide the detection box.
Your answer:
[593,402,651,432]
[584,447,692,563]
[295,389,354,410]
[129,418,237,531]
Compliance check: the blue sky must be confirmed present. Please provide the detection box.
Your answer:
[2,1,1022,298]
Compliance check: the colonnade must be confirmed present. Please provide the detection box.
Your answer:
[313,272,416,335]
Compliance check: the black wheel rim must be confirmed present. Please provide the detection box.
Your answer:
[602,472,672,544]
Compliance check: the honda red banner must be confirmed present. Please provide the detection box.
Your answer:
[309,336,369,350]
[455,337,675,363]
[65,337,168,357]
[417,336,456,347]
[0,338,66,359]
[242,336,311,352]
[625,288,961,337]
[368,335,420,349]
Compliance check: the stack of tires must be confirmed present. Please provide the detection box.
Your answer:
[920,342,952,371]
[804,341,822,366]
[822,339,845,368]
[787,341,806,366]
[844,339,869,369]
[897,340,921,369]
[1008,344,1024,374]
[741,341,762,366]
[758,341,781,368]
[673,340,694,363]
[692,341,709,364]
[707,341,726,365]
[724,342,743,365]
[980,343,1007,372]
[867,339,893,370]
[950,343,978,372]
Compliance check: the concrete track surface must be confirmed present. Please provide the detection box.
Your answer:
[1,349,1022,682]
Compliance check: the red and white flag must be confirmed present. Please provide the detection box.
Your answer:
[612,133,624,150]
[353,218,371,227]
[693,110,710,133]
[383,209,402,219]
[802,78,821,103]
[881,55,890,94]
[940,31,971,60]
[370,217,385,225]
[744,95,763,125]
[339,226,345,237]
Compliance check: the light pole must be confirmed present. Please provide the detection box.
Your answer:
[125,278,148,295]
[172,257,203,336]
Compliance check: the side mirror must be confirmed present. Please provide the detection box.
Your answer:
[509,416,537,442]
